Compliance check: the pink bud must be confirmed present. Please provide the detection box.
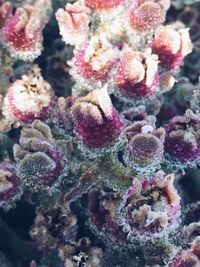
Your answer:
[72,87,123,149]
[115,49,159,101]
[74,34,118,82]
[3,67,55,124]
[56,3,90,46]
[3,6,46,61]
[128,0,170,32]
[152,25,193,69]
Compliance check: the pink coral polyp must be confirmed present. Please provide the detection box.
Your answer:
[74,46,109,82]
[115,50,159,101]
[128,0,170,32]
[117,172,181,242]
[56,3,90,46]
[116,71,159,100]
[3,70,55,125]
[152,26,193,69]
[3,6,45,61]
[170,237,200,267]
[74,35,118,83]
[72,88,123,149]
[75,108,123,148]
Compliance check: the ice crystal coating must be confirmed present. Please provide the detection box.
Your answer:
[0,162,23,210]
[56,3,90,46]
[72,87,123,152]
[3,66,55,125]
[164,109,200,167]
[2,5,47,61]
[152,24,193,69]
[169,236,200,267]
[114,48,159,102]
[127,0,170,32]
[117,171,181,242]
[13,120,67,193]
[0,1,12,29]
[124,116,165,174]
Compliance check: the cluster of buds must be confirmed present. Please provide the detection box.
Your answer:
[117,171,181,242]
[56,0,192,103]
[0,162,23,210]
[0,0,199,266]
[13,120,68,193]
[2,66,56,126]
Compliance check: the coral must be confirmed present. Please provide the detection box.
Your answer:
[71,33,118,89]
[127,0,170,32]
[88,186,127,245]
[72,87,123,154]
[56,3,90,46]
[0,0,199,266]
[59,238,104,267]
[114,48,159,103]
[152,23,193,69]
[0,1,13,29]
[169,236,200,267]
[13,120,68,193]
[117,171,181,242]
[2,5,47,61]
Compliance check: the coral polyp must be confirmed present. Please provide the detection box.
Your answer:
[114,49,159,102]
[72,87,123,153]
[164,109,200,168]
[117,171,181,242]
[124,116,165,174]
[13,120,68,193]
[152,24,193,69]
[0,0,199,266]
[3,66,55,125]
